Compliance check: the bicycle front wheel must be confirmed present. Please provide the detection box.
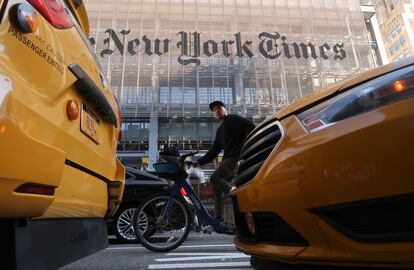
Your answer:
[133,193,191,252]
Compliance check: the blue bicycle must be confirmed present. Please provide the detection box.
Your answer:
[132,151,234,252]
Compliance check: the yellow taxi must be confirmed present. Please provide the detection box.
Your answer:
[229,57,414,269]
[0,0,124,268]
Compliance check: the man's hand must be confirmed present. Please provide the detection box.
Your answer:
[192,161,200,168]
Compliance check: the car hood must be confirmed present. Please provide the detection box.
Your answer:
[124,167,169,186]
[274,57,414,120]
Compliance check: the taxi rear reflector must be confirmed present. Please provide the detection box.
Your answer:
[15,183,56,196]
[66,99,80,120]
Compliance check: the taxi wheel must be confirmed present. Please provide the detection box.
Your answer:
[113,205,140,243]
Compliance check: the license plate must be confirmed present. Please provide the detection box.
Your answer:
[223,196,236,230]
[80,103,100,144]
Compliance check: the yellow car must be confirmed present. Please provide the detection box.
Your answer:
[0,0,124,269]
[229,57,414,269]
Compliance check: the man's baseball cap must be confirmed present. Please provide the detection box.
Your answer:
[209,100,226,111]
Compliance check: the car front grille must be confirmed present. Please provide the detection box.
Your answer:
[234,209,308,246]
[232,118,281,188]
[310,193,414,243]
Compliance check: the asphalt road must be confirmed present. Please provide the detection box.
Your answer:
[59,233,253,270]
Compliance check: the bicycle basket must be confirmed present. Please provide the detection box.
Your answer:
[154,162,179,178]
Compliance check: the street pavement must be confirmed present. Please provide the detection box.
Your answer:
[59,232,253,270]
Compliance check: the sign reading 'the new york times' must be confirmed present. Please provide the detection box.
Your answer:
[90,29,347,65]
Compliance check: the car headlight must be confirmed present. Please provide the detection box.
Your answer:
[297,64,414,131]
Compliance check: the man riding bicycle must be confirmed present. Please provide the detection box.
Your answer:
[195,101,255,217]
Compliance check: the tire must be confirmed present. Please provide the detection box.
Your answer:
[113,205,149,243]
[113,206,138,243]
[133,193,191,252]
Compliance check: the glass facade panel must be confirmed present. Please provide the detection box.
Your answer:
[84,0,376,167]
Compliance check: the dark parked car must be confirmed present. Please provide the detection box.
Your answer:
[108,166,169,243]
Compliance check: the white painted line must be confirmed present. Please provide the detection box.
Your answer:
[107,244,235,250]
[172,244,236,248]
[156,254,249,262]
[210,269,252,270]
[148,261,251,269]
[107,246,146,250]
[166,253,241,256]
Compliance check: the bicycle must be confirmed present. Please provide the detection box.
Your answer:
[132,151,235,252]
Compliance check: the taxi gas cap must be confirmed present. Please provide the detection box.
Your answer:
[9,3,39,33]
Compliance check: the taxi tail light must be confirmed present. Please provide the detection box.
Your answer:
[15,183,56,196]
[298,65,414,132]
[27,0,73,29]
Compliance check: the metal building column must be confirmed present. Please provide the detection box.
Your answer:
[148,114,159,170]
[234,63,245,116]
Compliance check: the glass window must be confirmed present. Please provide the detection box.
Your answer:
[399,36,406,47]
[160,87,169,104]
[390,45,396,55]
[395,41,401,51]
[123,122,149,141]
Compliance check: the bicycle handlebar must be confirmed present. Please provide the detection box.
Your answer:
[180,151,198,163]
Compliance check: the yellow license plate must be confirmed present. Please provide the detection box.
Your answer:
[80,103,100,144]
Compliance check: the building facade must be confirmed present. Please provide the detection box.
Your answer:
[84,0,377,169]
[361,0,389,65]
[374,0,414,62]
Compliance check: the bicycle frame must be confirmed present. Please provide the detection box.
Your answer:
[161,171,223,230]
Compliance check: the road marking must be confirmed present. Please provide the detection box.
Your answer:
[156,254,249,262]
[107,244,235,250]
[207,269,252,270]
[148,261,251,269]
[165,253,241,256]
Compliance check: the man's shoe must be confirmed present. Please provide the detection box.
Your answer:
[202,225,214,234]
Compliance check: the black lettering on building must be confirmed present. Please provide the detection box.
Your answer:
[177,31,201,65]
[93,28,347,64]
[154,38,170,56]
[319,43,331,60]
[127,38,140,55]
[258,32,281,59]
[191,32,201,58]
[221,40,234,57]
[203,40,218,57]
[292,42,318,59]
[101,29,130,58]
[89,37,96,46]
[142,35,153,56]
[280,35,293,59]
[235,32,253,58]
[333,43,346,60]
